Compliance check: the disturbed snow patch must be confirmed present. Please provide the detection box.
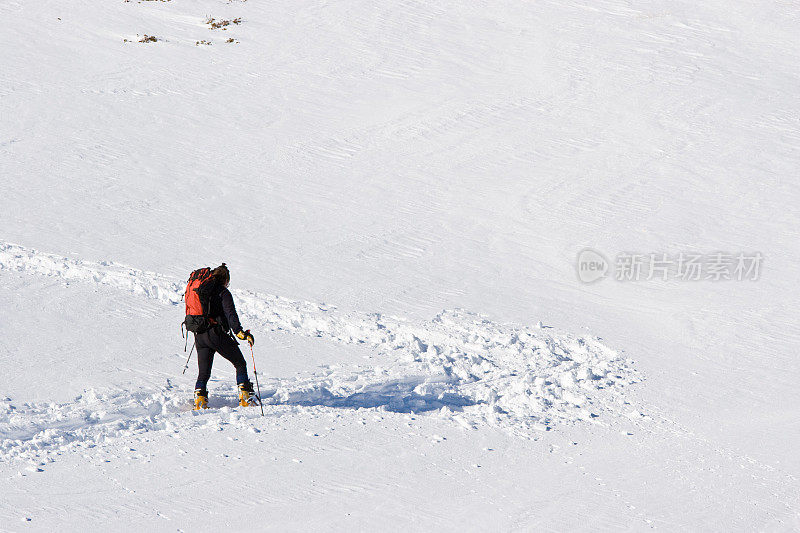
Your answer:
[0,384,265,464]
[254,307,638,432]
[0,241,640,458]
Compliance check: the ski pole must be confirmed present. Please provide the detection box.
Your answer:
[249,344,265,416]
[182,340,196,375]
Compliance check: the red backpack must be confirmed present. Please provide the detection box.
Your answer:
[183,267,218,333]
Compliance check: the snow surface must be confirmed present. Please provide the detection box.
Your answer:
[2,0,800,530]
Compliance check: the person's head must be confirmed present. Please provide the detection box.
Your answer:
[212,263,230,287]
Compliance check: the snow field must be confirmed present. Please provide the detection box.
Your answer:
[4,0,800,528]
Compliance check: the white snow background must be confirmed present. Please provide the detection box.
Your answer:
[1,0,799,530]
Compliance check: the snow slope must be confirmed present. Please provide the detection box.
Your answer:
[2,0,800,530]
[0,240,644,469]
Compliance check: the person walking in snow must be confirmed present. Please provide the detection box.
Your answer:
[185,263,257,410]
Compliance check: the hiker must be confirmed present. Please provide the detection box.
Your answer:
[185,263,257,410]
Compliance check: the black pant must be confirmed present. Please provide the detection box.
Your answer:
[194,327,248,390]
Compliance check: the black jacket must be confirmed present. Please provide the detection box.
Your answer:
[207,286,243,334]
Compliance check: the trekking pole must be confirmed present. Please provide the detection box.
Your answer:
[182,340,196,375]
[249,344,265,416]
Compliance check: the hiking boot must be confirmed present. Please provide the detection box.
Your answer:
[238,382,258,407]
[194,389,209,410]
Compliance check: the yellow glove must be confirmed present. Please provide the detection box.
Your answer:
[236,329,255,346]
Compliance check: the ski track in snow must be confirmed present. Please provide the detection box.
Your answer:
[0,241,640,463]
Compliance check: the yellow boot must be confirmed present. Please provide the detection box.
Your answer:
[194,389,209,410]
[238,382,258,407]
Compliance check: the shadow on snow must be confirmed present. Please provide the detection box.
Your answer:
[267,377,475,413]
